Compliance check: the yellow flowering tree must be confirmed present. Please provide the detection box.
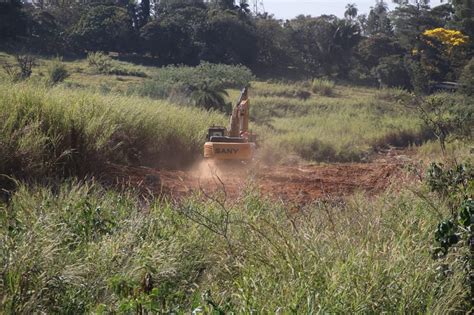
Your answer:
[414,28,470,83]
[422,28,469,53]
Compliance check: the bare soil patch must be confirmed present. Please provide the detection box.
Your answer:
[104,148,412,203]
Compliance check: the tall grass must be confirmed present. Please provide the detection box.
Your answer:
[250,84,426,162]
[0,181,466,313]
[0,81,225,179]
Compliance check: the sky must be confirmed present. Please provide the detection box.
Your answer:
[261,0,444,19]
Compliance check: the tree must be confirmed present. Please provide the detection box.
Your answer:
[0,0,27,39]
[24,9,64,52]
[374,55,411,88]
[138,0,150,28]
[190,82,229,111]
[154,0,206,14]
[392,0,430,7]
[286,15,361,77]
[459,57,474,96]
[254,16,294,74]
[415,27,469,81]
[140,17,199,64]
[357,34,404,69]
[449,0,474,49]
[366,1,392,36]
[344,3,358,20]
[199,10,258,66]
[238,0,251,15]
[391,2,442,50]
[423,28,469,52]
[70,5,134,53]
[213,0,237,10]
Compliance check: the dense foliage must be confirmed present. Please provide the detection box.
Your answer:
[1,0,472,87]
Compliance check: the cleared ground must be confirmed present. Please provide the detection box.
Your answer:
[105,148,412,204]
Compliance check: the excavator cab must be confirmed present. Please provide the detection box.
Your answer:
[204,87,256,160]
[207,127,226,141]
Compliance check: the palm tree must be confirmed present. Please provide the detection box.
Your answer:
[344,3,358,20]
[190,82,229,112]
[237,0,252,17]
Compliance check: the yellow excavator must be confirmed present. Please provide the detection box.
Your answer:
[204,87,256,160]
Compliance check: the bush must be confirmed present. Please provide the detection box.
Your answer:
[46,58,69,85]
[311,78,335,96]
[272,135,364,163]
[458,57,474,96]
[415,94,473,151]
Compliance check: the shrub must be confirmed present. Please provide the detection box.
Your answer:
[46,58,69,85]
[426,162,473,306]
[87,51,113,73]
[414,94,473,151]
[2,54,35,82]
[371,127,434,149]
[311,78,335,96]
[274,136,364,163]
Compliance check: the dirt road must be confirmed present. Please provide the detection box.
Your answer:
[105,149,410,204]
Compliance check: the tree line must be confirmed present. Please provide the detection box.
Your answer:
[1,0,473,90]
